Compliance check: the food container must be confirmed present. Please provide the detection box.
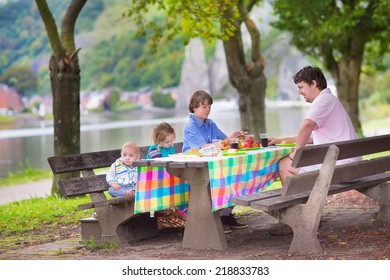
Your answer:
[199,145,219,156]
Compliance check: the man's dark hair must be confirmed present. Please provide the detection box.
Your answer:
[293,66,327,90]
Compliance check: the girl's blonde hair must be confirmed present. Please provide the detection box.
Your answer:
[152,122,175,144]
[121,142,140,155]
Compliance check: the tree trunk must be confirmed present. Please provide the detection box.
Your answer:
[49,54,81,195]
[336,59,362,136]
[326,34,365,137]
[35,0,86,195]
[223,28,266,139]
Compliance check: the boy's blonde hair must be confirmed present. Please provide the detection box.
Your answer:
[152,122,175,145]
[188,90,213,113]
[121,142,140,155]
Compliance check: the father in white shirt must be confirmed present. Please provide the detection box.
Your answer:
[269,65,358,183]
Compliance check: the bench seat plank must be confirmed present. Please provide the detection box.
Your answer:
[231,189,282,206]
[251,173,390,212]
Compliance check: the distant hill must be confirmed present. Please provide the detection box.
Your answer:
[0,0,312,101]
[0,0,185,94]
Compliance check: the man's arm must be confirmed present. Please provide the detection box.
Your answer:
[290,119,316,157]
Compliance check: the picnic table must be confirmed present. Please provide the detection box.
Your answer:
[133,146,293,250]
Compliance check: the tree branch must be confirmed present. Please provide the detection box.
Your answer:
[35,0,64,58]
[319,40,339,83]
[238,0,264,73]
[61,0,87,54]
[246,0,259,13]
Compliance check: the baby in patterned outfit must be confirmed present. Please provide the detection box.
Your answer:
[106,141,140,197]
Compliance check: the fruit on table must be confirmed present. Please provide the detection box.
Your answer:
[244,141,252,148]
[253,141,260,147]
[245,136,255,143]
[244,136,255,148]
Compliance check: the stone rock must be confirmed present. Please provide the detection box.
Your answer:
[209,40,229,95]
[176,38,210,109]
[278,52,310,101]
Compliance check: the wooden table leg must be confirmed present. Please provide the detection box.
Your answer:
[167,166,228,251]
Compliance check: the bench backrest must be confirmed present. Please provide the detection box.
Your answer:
[47,142,183,198]
[292,134,389,168]
[48,142,183,174]
[283,134,390,196]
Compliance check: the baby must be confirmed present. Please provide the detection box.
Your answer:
[106,141,140,197]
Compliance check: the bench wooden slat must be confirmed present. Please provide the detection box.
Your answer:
[78,202,95,210]
[77,195,135,210]
[293,134,390,168]
[283,155,390,196]
[231,189,282,206]
[48,143,184,174]
[252,173,390,212]
[48,149,122,174]
[93,196,134,207]
[59,174,108,197]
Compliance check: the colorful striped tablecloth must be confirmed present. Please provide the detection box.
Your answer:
[134,147,293,213]
[134,166,190,214]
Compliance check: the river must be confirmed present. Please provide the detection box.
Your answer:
[0,100,309,178]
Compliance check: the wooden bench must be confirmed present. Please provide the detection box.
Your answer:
[231,134,390,254]
[47,142,183,245]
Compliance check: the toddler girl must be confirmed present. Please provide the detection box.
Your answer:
[147,122,187,218]
[146,122,176,159]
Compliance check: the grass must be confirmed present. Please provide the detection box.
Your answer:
[0,162,52,187]
[362,117,390,134]
[0,195,93,251]
[82,236,118,251]
[0,195,91,235]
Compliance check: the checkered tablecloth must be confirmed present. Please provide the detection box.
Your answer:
[134,147,293,213]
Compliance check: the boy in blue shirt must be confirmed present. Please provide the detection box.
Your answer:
[182,90,247,233]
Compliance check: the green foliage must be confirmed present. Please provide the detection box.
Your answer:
[0,0,71,76]
[272,0,390,68]
[0,195,91,235]
[122,0,241,51]
[81,33,185,91]
[82,236,118,251]
[0,162,52,187]
[108,89,120,109]
[359,67,390,120]
[77,0,105,31]
[0,65,38,96]
[151,91,175,108]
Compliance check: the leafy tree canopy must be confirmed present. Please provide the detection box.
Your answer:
[271,0,390,72]
[0,65,38,96]
[122,0,242,51]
